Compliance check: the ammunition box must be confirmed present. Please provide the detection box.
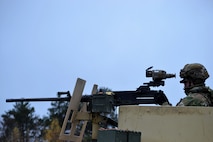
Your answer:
[97,129,127,142]
[128,131,141,142]
[97,129,141,142]
[92,94,114,113]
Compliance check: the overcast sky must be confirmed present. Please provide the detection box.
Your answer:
[1,0,213,117]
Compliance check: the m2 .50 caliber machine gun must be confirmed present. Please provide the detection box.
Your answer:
[6,67,175,142]
[6,66,175,105]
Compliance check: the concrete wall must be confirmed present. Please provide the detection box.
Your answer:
[118,106,213,142]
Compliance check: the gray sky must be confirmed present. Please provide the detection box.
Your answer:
[1,0,213,117]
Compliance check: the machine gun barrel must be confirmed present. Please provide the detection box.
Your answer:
[6,97,70,102]
[6,95,92,103]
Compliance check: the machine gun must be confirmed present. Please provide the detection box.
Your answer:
[6,67,175,142]
[6,66,175,106]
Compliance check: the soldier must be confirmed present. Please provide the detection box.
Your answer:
[176,63,213,106]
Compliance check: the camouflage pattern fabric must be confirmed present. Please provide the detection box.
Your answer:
[176,86,212,106]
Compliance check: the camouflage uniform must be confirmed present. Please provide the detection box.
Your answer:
[176,86,212,106]
[177,63,212,107]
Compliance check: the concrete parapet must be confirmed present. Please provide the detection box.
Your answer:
[118,106,213,142]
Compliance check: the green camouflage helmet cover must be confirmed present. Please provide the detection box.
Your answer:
[180,63,209,83]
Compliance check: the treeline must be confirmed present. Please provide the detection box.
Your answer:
[0,98,69,142]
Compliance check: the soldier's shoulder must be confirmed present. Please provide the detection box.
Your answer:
[188,92,207,99]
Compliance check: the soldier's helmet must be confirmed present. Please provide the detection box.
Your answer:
[180,63,209,84]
